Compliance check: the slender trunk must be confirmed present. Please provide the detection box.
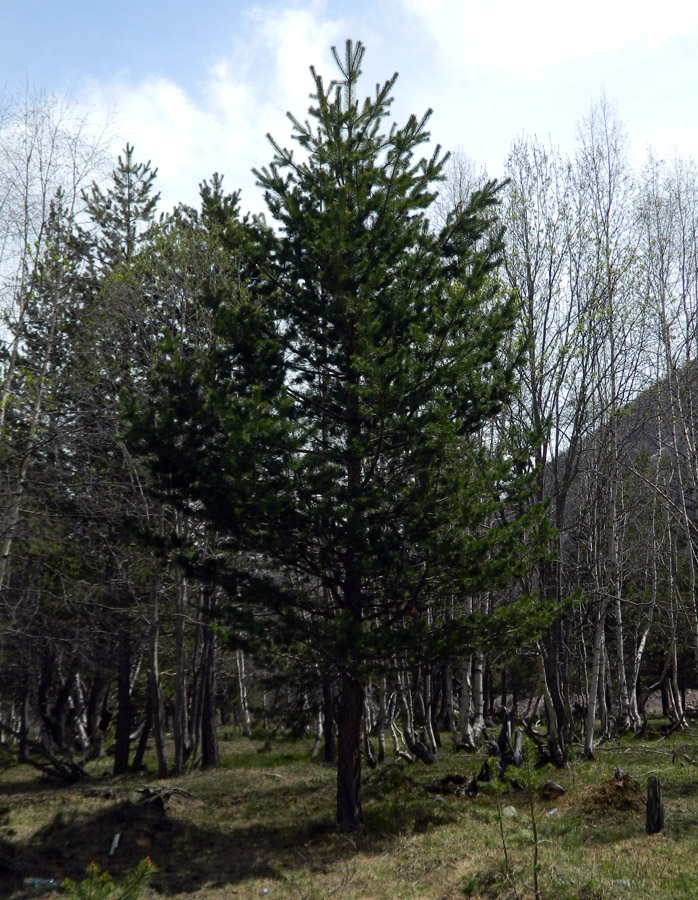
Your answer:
[614,594,631,731]
[396,671,434,763]
[189,630,203,767]
[236,650,252,738]
[629,621,652,730]
[422,669,435,751]
[661,310,698,675]
[113,628,132,775]
[173,570,189,774]
[471,651,485,741]
[51,672,77,750]
[200,638,218,768]
[310,706,323,758]
[585,433,619,754]
[131,693,153,772]
[71,677,90,751]
[148,576,168,777]
[336,337,364,829]
[376,675,386,763]
[584,597,610,758]
[321,673,336,762]
[18,686,29,763]
[536,648,565,766]
[544,603,573,750]
[397,672,417,749]
[438,663,453,734]
[668,581,685,727]
[459,656,475,747]
[600,636,612,739]
[362,696,377,768]
[200,587,219,768]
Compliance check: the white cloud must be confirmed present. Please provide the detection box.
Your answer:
[400,0,698,74]
[74,0,698,218]
[244,2,343,109]
[79,1,347,214]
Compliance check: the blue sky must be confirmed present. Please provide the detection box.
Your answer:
[3,0,698,214]
[2,0,249,89]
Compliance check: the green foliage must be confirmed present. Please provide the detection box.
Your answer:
[83,143,160,270]
[61,858,155,900]
[459,874,478,896]
[124,39,551,675]
[123,39,553,829]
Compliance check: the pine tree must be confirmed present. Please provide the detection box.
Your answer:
[83,143,159,271]
[69,146,164,776]
[125,40,550,829]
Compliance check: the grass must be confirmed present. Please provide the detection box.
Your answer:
[3,724,698,899]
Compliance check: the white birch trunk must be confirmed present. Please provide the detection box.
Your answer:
[236,649,252,737]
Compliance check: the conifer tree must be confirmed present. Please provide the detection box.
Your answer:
[125,41,550,829]
[70,146,164,775]
[83,143,159,271]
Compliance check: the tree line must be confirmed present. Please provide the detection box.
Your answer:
[0,43,697,830]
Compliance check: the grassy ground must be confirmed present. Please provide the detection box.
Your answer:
[2,723,698,900]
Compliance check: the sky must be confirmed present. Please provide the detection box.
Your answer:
[2,0,698,215]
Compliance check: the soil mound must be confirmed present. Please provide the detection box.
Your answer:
[580,771,643,815]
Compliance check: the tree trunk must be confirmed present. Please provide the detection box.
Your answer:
[376,675,387,763]
[418,668,437,753]
[236,650,252,738]
[614,594,631,732]
[584,597,610,758]
[18,686,29,763]
[173,569,190,774]
[113,628,132,775]
[544,605,573,752]
[188,633,203,767]
[471,651,485,741]
[599,634,610,740]
[362,696,377,768]
[131,693,153,772]
[148,575,168,778]
[646,775,664,834]
[336,673,363,830]
[437,664,453,734]
[322,673,336,762]
[536,648,566,766]
[459,656,475,748]
[200,615,219,769]
[396,672,435,764]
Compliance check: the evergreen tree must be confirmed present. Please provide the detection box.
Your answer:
[65,146,165,776]
[83,143,159,271]
[125,41,550,829]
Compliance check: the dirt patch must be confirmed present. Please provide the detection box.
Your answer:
[575,771,643,817]
[425,772,468,795]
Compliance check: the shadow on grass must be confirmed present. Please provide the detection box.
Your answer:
[3,749,674,898]
[1,768,453,898]
[2,797,343,896]
[663,774,698,799]
[0,773,81,801]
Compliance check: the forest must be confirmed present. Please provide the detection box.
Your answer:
[1,38,698,841]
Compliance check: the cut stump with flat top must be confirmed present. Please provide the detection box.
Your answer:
[646,774,664,835]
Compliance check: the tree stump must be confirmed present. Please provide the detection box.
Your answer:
[646,774,664,834]
[465,758,491,796]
